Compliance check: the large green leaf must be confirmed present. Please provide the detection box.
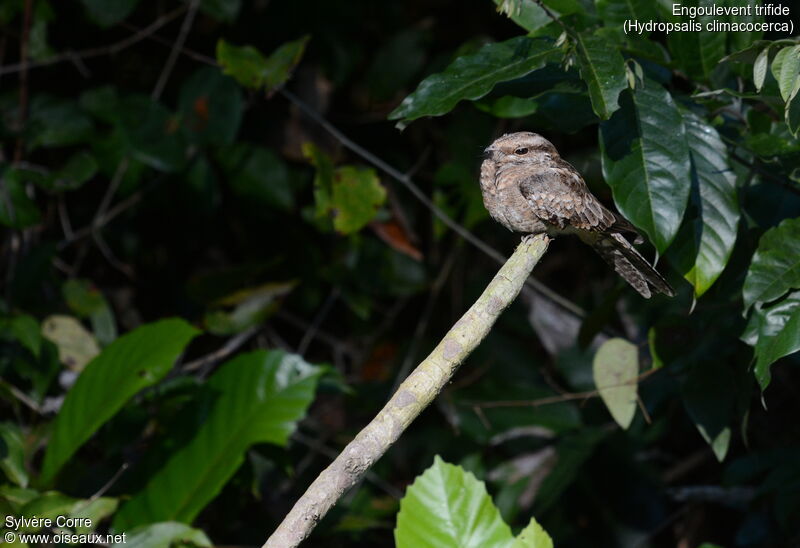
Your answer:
[670,110,739,297]
[395,456,514,548]
[600,83,691,253]
[113,350,321,528]
[114,522,212,548]
[41,319,199,484]
[388,37,561,128]
[493,0,551,32]
[595,0,657,26]
[592,338,638,429]
[771,45,800,102]
[574,31,627,120]
[743,217,800,311]
[751,291,800,389]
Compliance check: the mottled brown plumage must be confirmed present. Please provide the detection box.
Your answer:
[480,132,674,298]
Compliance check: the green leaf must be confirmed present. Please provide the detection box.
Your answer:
[0,169,42,228]
[63,279,117,346]
[10,314,42,358]
[493,0,551,32]
[600,83,691,253]
[670,110,739,297]
[592,338,638,429]
[304,143,387,234]
[220,145,295,210]
[41,318,199,484]
[787,87,800,138]
[178,66,243,146]
[742,217,800,311]
[595,0,657,27]
[41,315,100,371]
[512,516,553,548]
[753,47,770,92]
[115,522,212,548]
[216,36,310,92]
[667,3,726,80]
[770,45,800,102]
[81,0,139,27]
[752,291,800,390]
[395,456,514,548]
[113,350,321,527]
[47,151,98,192]
[0,423,28,487]
[388,36,561,128]
[28,96,94,148]
[574,31,627,120]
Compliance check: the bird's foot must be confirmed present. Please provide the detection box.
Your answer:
[521,233,548,244]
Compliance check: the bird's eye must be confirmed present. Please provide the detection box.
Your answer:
[514,147,529,155]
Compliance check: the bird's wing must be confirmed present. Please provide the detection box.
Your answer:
[518,167,616,231]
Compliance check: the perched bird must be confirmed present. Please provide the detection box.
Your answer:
[480,132,674,298]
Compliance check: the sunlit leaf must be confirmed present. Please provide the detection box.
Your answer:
[600,82,691,253]
[41,319,199,484]
[395,456,514,548]
[512,516,553,548]
[592,338,638,429]
[216,36,309,93]
[742,217,800,311]
[113,350,321,527]
[389,36,561,128]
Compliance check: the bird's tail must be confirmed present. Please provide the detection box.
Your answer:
[579,232,675,298]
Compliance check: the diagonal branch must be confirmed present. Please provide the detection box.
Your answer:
[263,234,551,548]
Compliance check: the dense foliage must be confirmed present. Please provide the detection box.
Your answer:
[1,0,799,546]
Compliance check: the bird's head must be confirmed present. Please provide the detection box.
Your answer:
[483,132,559,165]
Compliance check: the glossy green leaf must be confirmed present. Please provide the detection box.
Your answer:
[115,522,212,548]
[114,350,321,527]
[753,47,770,92]
[751,291,800,389]
[670,110,739,297]
[743,217,800,311]
[600,83,691,253]
[395,456,514,548]
[592,338,638,429]
[574,31,627,120]
[80,0,139,27]
[305,143,387,234]
[63,279,117,346]
[771,45,800,102]
[41,315,100,371]
[41,318,199,484]
[512,516,553,548]
[178,66,243,146]
[216,36,309,92]
[389,36,561,127]
[0,423,28,487]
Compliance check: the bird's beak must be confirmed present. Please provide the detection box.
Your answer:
[483,145,497,158]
